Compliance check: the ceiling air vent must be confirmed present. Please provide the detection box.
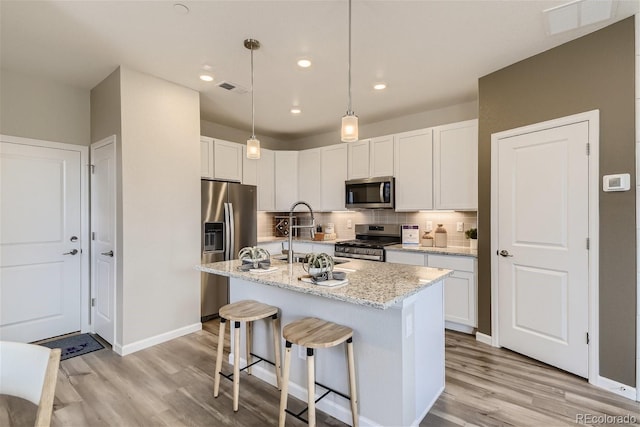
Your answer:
[216,81,248,94]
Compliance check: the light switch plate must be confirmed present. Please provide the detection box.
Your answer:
[456,222,464,232]
[426,221,433,232]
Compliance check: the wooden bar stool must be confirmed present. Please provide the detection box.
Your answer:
[214,300,282,412]
[278,317,358,427]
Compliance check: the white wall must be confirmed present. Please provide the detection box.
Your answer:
[119,67,201,347]
[200,119,284,150]
[635,12,640,401]
[0,68,90,145]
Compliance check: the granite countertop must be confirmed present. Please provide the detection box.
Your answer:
[196,258,452,309]
[386,244,477,258]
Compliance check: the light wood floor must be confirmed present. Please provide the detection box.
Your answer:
[1,320,638,426]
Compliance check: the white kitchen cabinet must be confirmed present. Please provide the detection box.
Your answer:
[347,136,394,180]
[427,254,477,330]
[385,250,426,266]
[433,119,478,210]
[394,128,433,211]
[275,151,299,211]
[347,139,370,179]
[320,144,348,211]
[257,241,283,256]
[298,148,322,211]
[311,241,335,256]
[369,135,394,177]
[243,147,275,211]
[213,139,243,182]
[200,136,214,178]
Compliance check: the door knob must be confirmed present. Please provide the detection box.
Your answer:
[498,249,513,257]
[101,250,114,257]
[63,249,78,255]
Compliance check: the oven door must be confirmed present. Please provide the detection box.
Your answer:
[345,176,394,209]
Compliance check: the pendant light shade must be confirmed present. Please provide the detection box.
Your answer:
[341,0,358,143]
[245,38,261,159]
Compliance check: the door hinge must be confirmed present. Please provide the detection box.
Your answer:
[586,237,590,250]
[91,298,96,307]
[586,332,590,344]
[90,164,95,174]
[586,143,590,156]
[92,232,95,240]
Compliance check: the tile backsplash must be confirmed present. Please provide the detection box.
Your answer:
[258,210,478,247]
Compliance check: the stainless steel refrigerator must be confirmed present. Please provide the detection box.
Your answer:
[201,179,257,320]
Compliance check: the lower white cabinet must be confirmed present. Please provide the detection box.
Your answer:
[385,250,477,331]
[257,241,283,256]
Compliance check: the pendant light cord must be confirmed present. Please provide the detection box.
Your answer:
[251,44,256,138]
[347,0,352,115]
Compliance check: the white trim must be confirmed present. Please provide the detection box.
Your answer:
[0,134,91,337]
[594,375,637,400]
[490,110,600,385]
[475,332,494,346]
[444,321,475,334]
[114,322,201,356]
[635,11,640,403]
[90,135,117,346]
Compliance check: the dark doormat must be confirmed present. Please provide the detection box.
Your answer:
[40,333,105,360]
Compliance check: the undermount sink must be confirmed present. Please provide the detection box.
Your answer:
[271,254,350,265]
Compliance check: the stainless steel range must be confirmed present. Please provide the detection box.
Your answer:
[334,224,401,262]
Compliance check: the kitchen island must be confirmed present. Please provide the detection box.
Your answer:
[197,258,452,427]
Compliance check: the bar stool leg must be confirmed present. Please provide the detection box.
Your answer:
[271,314,282,390]
[246,321,253,375]
[346,338,359,427]
[233,321,241,412]
[307,348,316,427]
[278,341,292,427]
[213,318,226,398]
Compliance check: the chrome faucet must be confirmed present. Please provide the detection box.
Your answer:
[287,201,315,264]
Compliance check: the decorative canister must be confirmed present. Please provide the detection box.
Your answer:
[434,224,447,248]
[421,231,433,247]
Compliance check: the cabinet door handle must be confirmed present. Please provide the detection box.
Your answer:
[101,250,114,257]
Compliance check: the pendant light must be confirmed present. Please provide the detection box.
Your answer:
[245,38,261,159]
[341,0,358,142]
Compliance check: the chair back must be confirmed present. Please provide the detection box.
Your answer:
[0,341,61,427]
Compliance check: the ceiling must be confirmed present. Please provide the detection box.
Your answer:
[1,1,638,141]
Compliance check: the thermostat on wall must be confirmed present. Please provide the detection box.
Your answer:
[602,173,630,192]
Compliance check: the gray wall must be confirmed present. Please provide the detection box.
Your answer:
[0,68,90,145]
[478,18,636,386]
[200,119,285,149]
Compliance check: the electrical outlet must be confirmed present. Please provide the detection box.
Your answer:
[298,345,306,360]
[426,221,433,232]
[456,222,464,232]
[347,219,352,229]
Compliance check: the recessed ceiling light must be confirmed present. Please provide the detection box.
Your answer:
[200,74,214,82]
[290,107,302,114]
[373,83,387,90]
[297,59,312,68]
[173,3,190,15]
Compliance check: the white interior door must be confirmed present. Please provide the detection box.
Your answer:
[0,141,82,342]
[497,122,589,378]
[91,137,116,345]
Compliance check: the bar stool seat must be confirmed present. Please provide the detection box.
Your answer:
[214,300,282,412]
[279,317,358,427]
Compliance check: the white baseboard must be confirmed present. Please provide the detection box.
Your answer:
[229,355,376,427]
[594,375,637,400]
[445,321,475,334]
[114,322,202,356]
[475,331,493,346]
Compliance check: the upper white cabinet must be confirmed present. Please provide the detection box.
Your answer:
[347,136,394,180]
[321,144,348,211]
[243,147,275,211]
[394,128,433,211]
[347,140,370,179]
[200,136,243,182]
[369,135,395,177]
[433,119,478,210]
[275,151,299,211]
[298,148,322,211]
[201,136,214,179]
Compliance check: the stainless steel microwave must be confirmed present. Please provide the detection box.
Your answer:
[345,176,395,209]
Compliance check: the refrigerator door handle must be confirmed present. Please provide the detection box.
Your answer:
[224,202,231,260]
[229,203,235,259]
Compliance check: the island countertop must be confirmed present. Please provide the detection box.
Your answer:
[196,258,452,309]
